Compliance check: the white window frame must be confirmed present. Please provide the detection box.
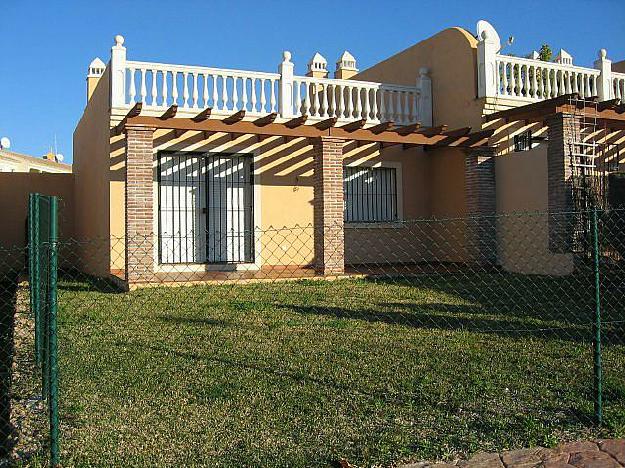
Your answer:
[152,145,262,273]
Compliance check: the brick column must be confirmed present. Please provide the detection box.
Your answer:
[312,136,345,275]
[546,113,579,252]
[465,146,497,263]
[125,126,155,283]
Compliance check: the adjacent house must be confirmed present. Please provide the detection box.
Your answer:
[0,149,71,173]
[71,20,625,287]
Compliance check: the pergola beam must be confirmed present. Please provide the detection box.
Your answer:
[396,122,422,135]
[160,104,178,120]
[192,107,212,122]
[112,102,142,136]
[315,117,338,130]
[122,115,493,148]
[222,110,246,124]
[284,114,308,128]
[254,113,278,126]
[341,119,367,132]
[368,121,394,134]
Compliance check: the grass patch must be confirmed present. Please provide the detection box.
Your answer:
[57,273,625,466]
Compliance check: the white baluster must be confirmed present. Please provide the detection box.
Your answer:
[571,72,578,95]
[260,78,267,113]
[171,71,178,105]
[545,69,551,98]
[294,79,301,115]
[531,66,537,99]
[202,73,209,107]
[559,70,565,96]
[161,70,168,106]
[241,77,248,111]
[232,76,239,111]
[192,73,199,108]
[303,82,311,115]
[346,86,354,118]
[403,91,409,122]
[319,83,328,118]
[502,63,508,95]
[337,84,344,118]
[151,70,158,106]
[379,89,386,121]
[354,87,362,119]
[396,91,404,124]
[372,88,379,120]
[140,68,147,103]
[182,71,189,107]
[250,77,257,112]
[363,87,370,120]
[128,68,136,103]
[387,90,394,121]
[328,84,336,118]
[509,63,516,96]
[211,74,219,110]
[222,75,229,111]
[411,91,417,122]
[270,79,277,112]
[523,66,530,97]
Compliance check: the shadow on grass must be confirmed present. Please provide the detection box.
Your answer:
[0,279,17,458]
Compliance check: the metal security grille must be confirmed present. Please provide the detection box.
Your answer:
[344,166,398,223]
[158,152,254,264]
[513,130,532,152]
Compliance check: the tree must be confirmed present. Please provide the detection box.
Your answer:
[538,44,552,62]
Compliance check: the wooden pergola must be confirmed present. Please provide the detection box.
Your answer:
[113,102,495,149]
[119,102,498,284]
[484,93,625,131]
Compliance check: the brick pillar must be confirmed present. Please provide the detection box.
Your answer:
[465,146,497,263]
[125,126,155,283]
[546,113,579,252]
[313,136,345,275]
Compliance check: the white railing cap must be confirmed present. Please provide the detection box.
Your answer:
[495,53,601,74]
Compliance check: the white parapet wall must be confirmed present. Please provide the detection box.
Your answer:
[107,35,433,127]
[477,20,618,102]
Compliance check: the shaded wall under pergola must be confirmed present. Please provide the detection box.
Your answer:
[117,104,496,284]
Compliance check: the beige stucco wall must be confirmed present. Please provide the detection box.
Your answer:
[495,144,573,275]
[0,173,74,273]
[73,68,112,275]
[613,60,625,73]
[354,27,484,130]
[343,144,431,265]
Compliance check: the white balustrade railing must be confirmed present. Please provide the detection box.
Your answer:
[477,26,620,102]
[291,77,420,124]
[109,36,431,125]
[494,55,600,100]
[613,72,625,100]
[125,60,280,115]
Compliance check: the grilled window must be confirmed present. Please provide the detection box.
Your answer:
[158,152,254,264]
[343,166,398,223]
[514,130,532,152]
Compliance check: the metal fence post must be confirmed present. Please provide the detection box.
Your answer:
[33,194,42,366]
[48,196,60,466]
[592,206,603,425]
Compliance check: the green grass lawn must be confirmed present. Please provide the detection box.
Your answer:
[57,273,625,467]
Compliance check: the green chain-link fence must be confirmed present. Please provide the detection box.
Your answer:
[0,203,624,466]
[26,193,59,466]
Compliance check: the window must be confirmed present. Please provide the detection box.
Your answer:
[343,166,398,223]
[514,130,532,152]
[158,152,254,264]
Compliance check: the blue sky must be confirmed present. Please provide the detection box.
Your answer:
[1,0,624,162]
